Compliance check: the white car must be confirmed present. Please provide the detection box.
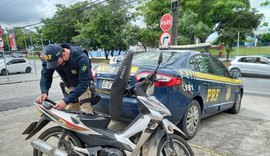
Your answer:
[228,55,270,77]
[0,58,32,75]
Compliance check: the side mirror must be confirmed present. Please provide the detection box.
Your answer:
[230,71,240,78]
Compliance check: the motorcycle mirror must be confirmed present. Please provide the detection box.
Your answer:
[154,52,163,73]
[158,52,163,65]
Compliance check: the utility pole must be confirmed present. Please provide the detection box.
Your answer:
[23,28,27,52]
[237,32,240,56]
[30,31,38,76]
[40,33,44,51]
[171,0,179,45]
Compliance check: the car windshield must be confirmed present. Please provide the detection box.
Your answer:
[132,51,187,67]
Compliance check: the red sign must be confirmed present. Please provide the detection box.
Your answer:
[160,14,173,32]
[9,33,17,51]
[0,26,3,36]
[0,37,4,51]
[159,31,172,46]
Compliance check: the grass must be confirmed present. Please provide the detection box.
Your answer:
[209,46,270,58]
[25,54,110,64]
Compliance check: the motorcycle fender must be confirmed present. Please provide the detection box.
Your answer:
[141,127,164,156]
[22,117,50,140]
[162,119,187,139]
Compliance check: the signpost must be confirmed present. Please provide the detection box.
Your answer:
[0,26,3,37]
[160,13,173,47]
[0,25,9,80]
[160,14,173,32]
[0,37,4,51]
[159,31,172,47]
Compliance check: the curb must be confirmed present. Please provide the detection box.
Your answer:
[0,79,40,85]
[0,75,60,85]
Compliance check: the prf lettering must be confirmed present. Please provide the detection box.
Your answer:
[206,89,220,102]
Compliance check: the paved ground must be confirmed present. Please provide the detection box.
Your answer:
[0,93,269,156]
[1,60,270,156]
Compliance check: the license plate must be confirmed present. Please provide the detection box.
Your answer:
[101,80,113,89]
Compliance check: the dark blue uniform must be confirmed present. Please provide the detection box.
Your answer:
[40,45,92,104]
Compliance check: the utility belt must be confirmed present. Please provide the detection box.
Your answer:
[59,81,101,105]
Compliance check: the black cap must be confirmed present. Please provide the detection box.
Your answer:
[44,44,63,69]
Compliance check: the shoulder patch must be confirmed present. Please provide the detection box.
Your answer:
[81,64,88,72]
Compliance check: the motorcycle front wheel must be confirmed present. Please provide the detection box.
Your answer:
[33,126,84,156]
[157,134,194,156]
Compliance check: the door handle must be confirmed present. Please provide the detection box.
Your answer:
[203,82,209,86]
[221,83,225,87]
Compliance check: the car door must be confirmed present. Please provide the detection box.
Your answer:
[190,54,222,115]
[210,56,236,111]
[16,58,27,72]
[6,59,18,73]
[255,57,270,76]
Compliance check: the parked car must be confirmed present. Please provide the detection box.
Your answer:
[228,55,270,77]
[0,58,32,75]
[92,49,243,139]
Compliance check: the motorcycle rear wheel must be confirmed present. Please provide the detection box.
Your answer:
[33,126,84,156]
[157,134,194,156]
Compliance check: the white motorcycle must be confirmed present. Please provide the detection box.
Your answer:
[23,52,194,156]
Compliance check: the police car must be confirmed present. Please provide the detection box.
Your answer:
[92,44,243,139]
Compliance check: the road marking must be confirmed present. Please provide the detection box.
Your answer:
[244,91,270,96]
[190,144,226,156]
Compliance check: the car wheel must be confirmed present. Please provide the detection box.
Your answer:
[1,69,8,75]
[227,92,242,114]
[179,100,201,139]
[25,67,31,73]
[230,68,242,77]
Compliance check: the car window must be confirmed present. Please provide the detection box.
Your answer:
[238,57,248,62]
[7,59,17,65]
[260,58,269,64]
[132,51,186,67]
[190,55,215,74]
[211,56,229,77]
[17,59,26,63]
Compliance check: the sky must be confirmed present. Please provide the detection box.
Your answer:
[0,0,269,32]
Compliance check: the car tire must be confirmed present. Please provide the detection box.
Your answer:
[179,100,201,140]
[25,67,32,73]
[1,69,8,75]
[230,68,242,77]
[227,92,242,114]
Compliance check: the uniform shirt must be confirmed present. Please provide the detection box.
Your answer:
[40,46,91,104]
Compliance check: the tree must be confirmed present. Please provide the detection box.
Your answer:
[139,28,159,51]
[178,10,211,44]
[261,33,270,42]
[41,2,89,44]
[215,8,263,60]
[261,0,270,6]
[137,0,170,48]
[73,0,134,59]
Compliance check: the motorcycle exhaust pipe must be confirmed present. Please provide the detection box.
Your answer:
[31,139,68,156]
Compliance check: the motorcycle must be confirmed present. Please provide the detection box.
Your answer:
[22,52,194,156]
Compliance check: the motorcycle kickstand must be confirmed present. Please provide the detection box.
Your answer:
[58,129,67,148]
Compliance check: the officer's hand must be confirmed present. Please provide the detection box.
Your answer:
[35,93,48,104]
[53,100,67,110]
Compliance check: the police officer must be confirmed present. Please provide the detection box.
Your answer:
[35,44,93,114]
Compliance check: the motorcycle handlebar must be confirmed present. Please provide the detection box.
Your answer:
[45,99,57,105]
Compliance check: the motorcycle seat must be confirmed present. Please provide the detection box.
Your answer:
[78,112,111,129]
